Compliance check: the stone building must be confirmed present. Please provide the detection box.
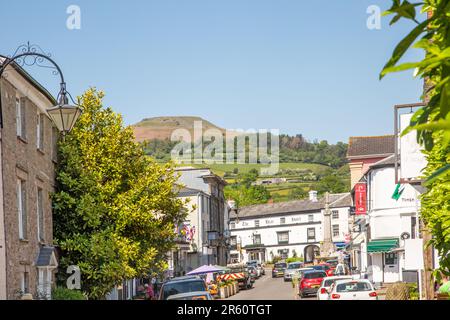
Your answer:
[173,167,229,273]
[0,58,59,299]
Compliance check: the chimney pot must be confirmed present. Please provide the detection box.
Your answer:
[309,190,318,202]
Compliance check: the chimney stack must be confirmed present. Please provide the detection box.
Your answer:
[309,190,318,202]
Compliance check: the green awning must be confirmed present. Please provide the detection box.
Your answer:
[367,239,399,253]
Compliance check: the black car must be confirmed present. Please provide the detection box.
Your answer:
[272,262,287,278]
[158,276,207,300]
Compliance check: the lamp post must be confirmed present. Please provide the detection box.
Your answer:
[0,42,81,134]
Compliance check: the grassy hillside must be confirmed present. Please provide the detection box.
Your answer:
[132,116,225,142]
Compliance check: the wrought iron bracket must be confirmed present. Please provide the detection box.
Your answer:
[0,42,72,128]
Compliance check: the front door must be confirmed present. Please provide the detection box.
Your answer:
[383,253,400,283]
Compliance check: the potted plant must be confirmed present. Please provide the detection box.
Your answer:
[218,282,226,299]
[234,281,239,293]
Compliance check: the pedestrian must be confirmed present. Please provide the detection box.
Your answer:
[145,283,155,300]
[151,275,157,296]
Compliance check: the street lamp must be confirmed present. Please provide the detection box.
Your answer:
[0,42,81,134]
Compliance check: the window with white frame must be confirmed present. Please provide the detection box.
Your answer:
[16,97,26,139]
[277,231,289,244]
[17,179,27,240]
[37,113,44,150]
[230,222,235,229]
[332,224,340,237]
[255,220,260,228]
[308,214,314,222]
[332,210,339,219]
[307,228,315,241]
[37,187,44,242]
[280,217,285,225]
[253,234,261,245]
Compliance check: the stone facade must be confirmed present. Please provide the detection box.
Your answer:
[0,71,58,299]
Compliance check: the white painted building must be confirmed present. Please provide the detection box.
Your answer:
[229,192,352,264]
[364,155,422,285]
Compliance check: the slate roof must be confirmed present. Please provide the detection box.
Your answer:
[36,246,57,267]
[177,187,203,197]
[347,135,395,158]
[230,193,352,219]
[369,154,397,169]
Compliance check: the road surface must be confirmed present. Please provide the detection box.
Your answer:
[227,271,316,300]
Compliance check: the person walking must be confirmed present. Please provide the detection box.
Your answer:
[145,283,155,300]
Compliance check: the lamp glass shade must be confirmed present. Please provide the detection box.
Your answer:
[47,104,82,133]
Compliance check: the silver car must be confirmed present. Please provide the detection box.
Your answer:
[283,262,303,282]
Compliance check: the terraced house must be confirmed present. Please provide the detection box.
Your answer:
[229,191,352,264]
[0,57,59,300]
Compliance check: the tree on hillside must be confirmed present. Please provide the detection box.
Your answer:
[316,173,348,194]
[52,88,186,299]
[288,187,308,200]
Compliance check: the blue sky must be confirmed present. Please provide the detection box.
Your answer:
[0,0,424,143]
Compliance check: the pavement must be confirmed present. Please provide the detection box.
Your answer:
[226,270,316,300]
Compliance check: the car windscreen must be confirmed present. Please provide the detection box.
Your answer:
[274,263,287,268]
[287,263,301,269]
[324,277,352,287]
[303,272,326,279]
[163,280,206,300]
[336,282,372,292]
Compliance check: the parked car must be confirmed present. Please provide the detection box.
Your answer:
[259,263,266,275]
[311,264,334,277]
[272,262,287,278]
[167,291,214,300]
[294,267,314,281]
[247,261,264,277]
[159,276,208,300]
[317,276,353,300]
[227,264,254,289]
[283,262,303,282]
[326,259,339,267]
[299,270,327,298]
[247,265,258,281]
[328,279,378,300]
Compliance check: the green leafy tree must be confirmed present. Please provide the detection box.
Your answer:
[382,1,450,277]
[224,184,271,207]
[288,187,307,200]
[316,173,348,194]
[52,89,186,299]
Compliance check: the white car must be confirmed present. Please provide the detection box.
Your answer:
[328,279,378,300]
[317,276,353,300]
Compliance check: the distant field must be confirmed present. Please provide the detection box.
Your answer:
[189,162,330,177]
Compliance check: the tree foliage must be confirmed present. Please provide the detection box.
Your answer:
[224,169,271,207]
[382,1,450,276]
[52,89,186,299]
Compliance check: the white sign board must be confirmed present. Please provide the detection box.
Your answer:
[399,113,427,180]
[404,239,424,270]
